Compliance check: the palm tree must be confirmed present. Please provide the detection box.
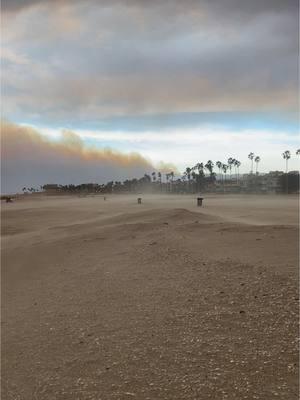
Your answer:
[254,156,260,175]
[165,173,169,192]
[185,167,192,192]
[194,162,205,192]
[235,160,241,182]
[227,158,234,181]
[296,149,300,156]
[282,150,291,173]
[195,162,204,175]
[222,164,228,192]
[169,171,174,192]
[205,160,214,181]
[157,172,162,192]
[248,152,255,174]
[282,150,291,194]
[222,164,228,179]
[216,161,222,174]
[216,161,222,185]
[231,158,237,180]
[151,172,156,182]
[185,167,191,179]
[191,171,197,192]
[232,158,239,182]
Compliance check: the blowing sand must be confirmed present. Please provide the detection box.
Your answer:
[1,194,299,399]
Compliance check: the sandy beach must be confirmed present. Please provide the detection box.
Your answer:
[1,194,299,399]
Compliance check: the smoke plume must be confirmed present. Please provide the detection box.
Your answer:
[1,121,155,194]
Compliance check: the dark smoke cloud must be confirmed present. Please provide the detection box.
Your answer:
[1,121,154,194]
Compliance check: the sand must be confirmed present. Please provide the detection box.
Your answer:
[1,194,299,399]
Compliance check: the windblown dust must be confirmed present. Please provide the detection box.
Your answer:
[1,194,299,399]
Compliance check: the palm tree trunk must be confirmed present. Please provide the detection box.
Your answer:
[286,160,289,193]
[222,172,224,192]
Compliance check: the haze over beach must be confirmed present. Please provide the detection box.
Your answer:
[1,1,299,399]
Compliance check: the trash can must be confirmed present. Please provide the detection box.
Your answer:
[197,197,203,207]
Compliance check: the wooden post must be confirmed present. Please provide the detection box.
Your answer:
[197,197,203,207]
[137,197,142,204]
[104,196,106,201]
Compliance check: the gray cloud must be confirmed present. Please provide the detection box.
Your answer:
[1,0,41,11]
[2,0,298,123]
[2,0,298,13]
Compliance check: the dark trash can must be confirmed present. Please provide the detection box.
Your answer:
[197,197,203,207]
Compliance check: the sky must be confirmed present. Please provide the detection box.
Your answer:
[1,0,299,193]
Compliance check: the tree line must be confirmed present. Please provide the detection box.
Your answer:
[22,149,299,195]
